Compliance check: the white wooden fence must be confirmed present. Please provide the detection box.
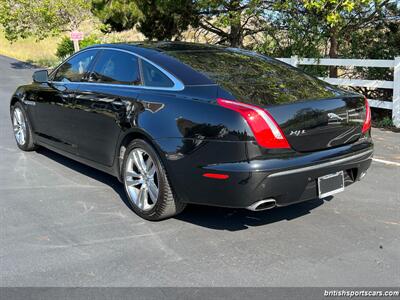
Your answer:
[277,56,400,128]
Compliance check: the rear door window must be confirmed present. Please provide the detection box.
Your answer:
[89,50,141,85]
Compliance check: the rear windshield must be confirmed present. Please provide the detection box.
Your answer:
[167,49,346,105]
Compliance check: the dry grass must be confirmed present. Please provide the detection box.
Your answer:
[102,28,146,43]
[0,30,62,67]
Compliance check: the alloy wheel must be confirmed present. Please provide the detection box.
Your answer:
[124,148,159,211]
[13,107,26,146]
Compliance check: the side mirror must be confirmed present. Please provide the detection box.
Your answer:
[32,70,48,83]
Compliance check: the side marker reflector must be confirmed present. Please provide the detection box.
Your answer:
[203,173,229,179]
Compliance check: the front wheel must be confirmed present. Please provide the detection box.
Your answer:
[122,139,186,221]
[11,102,37,151]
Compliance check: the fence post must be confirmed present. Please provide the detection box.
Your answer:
[393,57,400,128]
[290,55,299,67]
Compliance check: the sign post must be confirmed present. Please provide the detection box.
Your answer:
[70,31,84,52]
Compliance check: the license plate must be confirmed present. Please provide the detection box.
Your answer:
[318,171,345,198]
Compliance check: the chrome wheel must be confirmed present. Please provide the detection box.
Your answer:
[124,148,159,211]
[13,107,26,146]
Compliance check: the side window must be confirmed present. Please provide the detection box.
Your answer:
[89,50,141,85]
[141,60,174,88]
[53,50,96,82]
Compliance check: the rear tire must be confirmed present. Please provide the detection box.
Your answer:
[10,102,37,151]
[122,139,186,221]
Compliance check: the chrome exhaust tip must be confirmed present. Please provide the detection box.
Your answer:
[359,171,367,180]
[247,199,277,211]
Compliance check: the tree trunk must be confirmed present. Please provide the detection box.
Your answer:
[229,23,242,47]
[329,27,338,78]
[227,0,242,47]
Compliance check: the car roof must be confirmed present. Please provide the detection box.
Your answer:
[85,42,228,86]
[90,41,226,54]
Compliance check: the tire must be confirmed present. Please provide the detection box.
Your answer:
[10,102,37,151]
[122,139,186,221]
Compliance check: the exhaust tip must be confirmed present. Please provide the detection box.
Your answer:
[247,199,276,211]
[359,171,367,180]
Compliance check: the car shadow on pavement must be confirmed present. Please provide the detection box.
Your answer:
[176,198,331,231]
[35,147,130,205]
[10,61,39,70]
[36,147,332,231]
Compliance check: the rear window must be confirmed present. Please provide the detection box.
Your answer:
[167,50,345,105]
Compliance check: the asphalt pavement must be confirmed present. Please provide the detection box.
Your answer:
[0,55,399,287]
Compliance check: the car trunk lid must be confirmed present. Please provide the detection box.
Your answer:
[264,96,366,152]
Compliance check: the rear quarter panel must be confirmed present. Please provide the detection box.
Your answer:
[134,86,251,142]
[119,86,258,203]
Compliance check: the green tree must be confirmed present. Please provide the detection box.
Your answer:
[90,0,271,46]
[135,0,197,40]
[303,0,387,77]
[195,0,269,47]
[91,0,141,32]
[0,0,92,41]
[262,0,394,77]
[340,2,400,100]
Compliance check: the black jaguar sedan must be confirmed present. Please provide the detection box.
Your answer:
[10,42,373,220]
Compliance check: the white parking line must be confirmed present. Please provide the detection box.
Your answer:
[372,158,400,167]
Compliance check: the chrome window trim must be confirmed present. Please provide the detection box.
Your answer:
[49,47,185,92]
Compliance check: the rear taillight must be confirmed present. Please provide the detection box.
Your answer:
[362,97,371,134]
[217,98,290,149]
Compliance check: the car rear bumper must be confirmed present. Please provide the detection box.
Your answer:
[262,148,373,207]
[164,139,373,209]
[261,151,371,208]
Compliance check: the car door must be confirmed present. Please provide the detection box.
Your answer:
[33,49,98,153]
[71,49,141,166]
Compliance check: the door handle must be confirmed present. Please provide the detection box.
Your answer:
[61,93,74,102]
[111,99,124,106]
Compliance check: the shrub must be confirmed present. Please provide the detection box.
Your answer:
[375,116,394,129]
[56,37,74,59]
[80,34,101,49]
[56,35,101,59]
